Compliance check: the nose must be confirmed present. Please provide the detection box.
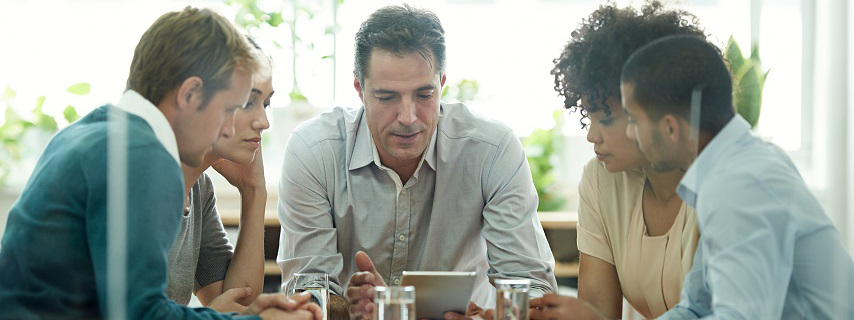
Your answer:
[252,107,271,131]
[220,110,236,139]
[586,122,602,144]
[397,96,417,125]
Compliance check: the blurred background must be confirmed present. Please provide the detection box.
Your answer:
[0,0,851,310]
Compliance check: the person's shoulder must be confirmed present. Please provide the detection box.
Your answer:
[290,106,360,148]
[437,102,514,147]
[195,172,215,196]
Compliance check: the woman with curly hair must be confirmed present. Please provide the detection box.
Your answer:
[530,2,707,319]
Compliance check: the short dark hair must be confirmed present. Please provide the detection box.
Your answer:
[353,4,445,83]
[551,1,706,128]
[621,34,735,132]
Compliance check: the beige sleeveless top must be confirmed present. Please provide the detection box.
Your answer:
[576,158,699,318]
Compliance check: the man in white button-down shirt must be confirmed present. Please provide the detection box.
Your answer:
[621,35,854,319]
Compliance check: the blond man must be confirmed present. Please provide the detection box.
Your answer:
[0,7,319,320]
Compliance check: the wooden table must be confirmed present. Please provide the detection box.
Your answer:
[218,205,579,277]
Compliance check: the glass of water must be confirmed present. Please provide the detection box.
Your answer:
[373,286,416,320]
[495,279,530,320]
[283,273,329,320]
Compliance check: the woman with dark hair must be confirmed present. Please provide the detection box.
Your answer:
[531,2,706,319]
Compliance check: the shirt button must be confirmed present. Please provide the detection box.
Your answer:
[393,278,401,285]
[401,189,407,195]
[399,234,405,241]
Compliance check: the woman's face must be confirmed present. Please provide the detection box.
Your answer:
[211,77,273,165]
[584,95,647,173]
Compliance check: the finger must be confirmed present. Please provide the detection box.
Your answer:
[540,293,562,306]
[288,291,313,306]
[346,283,375,302]
[466,302,482,315]
[529,297,544,308]
[222,287,252,300]
[257,293,301,311]
[355,251,377,273]
[349,271,376,287]
[298,302,324,320]
[290,309,314,320]
[354,251,386,286]
[540,307,562,320]
[349,300,374,319]
[528,307,545,320]
[484,309,495,320]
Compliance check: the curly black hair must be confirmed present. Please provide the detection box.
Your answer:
[551,0,706,128]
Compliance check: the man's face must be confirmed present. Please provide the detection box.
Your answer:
[355,49,445,167]
[621,82,680,172]
[175,69,253,167]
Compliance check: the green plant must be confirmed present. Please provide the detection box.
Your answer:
[523,111,566,212]
[725,35,769,128]
[441,79,480,103]
[226,0,343,104]
[0,83,86,186]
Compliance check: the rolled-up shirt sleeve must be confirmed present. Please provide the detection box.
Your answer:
[576,159,614,265]
[480,130,558,297]
[277,132,345,296]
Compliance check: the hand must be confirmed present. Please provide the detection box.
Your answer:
[207,287,252,313]
[243,292,324,320]
[258,308,315,320]
[211,147,266,191]
[529,294,607,320]
[347,251,387,320]
[442,302,487,320]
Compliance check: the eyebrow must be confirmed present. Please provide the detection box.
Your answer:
[251,88,262,95]
[371,85,437,95]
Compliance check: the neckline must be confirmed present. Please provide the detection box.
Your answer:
[637,192,685,239]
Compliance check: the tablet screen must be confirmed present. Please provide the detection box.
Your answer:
[400,271,477,320]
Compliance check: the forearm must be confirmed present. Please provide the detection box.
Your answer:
[223,187,267,304]
[328,294,350,320]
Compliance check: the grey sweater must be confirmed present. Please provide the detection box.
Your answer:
[166,173,234,305]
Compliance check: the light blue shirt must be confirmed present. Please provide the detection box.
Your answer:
[660,115,854,319]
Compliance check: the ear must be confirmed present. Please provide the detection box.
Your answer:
[660,115,681,143]
[353,76,364,101]
[440,74,447,87]
[176,76,204,111]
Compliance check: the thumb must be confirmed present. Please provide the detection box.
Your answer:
[355,251,386,286]
[355,251,378,274]
[222,287,252,300]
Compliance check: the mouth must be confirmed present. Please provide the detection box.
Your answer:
[595,151,610,161]
[244,136,261,148]
[391,132,420,144]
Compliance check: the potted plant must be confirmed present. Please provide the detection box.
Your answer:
[725,35,769,128]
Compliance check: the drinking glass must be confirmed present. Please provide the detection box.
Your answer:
[283,273,329,320]
[495,279,530,320]
[373,286,416,320]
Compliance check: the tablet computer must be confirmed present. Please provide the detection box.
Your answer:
[400,271,477,320]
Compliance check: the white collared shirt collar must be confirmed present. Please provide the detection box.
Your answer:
[113,90,181,167]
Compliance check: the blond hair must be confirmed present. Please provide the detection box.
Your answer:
[126,6,260,109]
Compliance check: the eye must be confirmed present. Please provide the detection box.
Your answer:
[376,96,393,102]
[418,93,433,100]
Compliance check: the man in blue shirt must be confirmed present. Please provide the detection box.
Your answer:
[621,35,854,319]
[0,7,320,320]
